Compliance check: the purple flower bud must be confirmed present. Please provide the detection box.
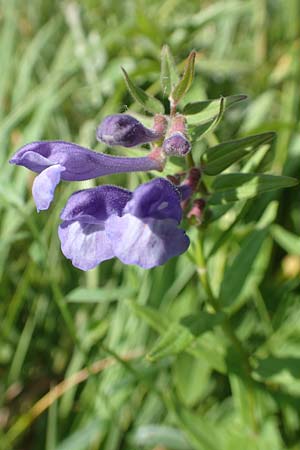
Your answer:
[96,114,161,148]
[184,167,201,192]
[163,132,191,156]
[187,198,206,225]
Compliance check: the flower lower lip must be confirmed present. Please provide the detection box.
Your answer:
[57,177,189,270]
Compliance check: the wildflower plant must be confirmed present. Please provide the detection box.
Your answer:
[4,2,300,443]
[10,47,298,273]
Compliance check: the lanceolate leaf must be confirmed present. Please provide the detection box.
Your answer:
[220,229,268,308]
[189,120,214,142]
[184,94,247,124]
[127,301,168,334]
[180,311,226,336]
[189,96,225,142]
[160,45,179,96]
[171,401,221,450]
[170,50,196,104]
[66,286,134,303]
[121,67,164,114]
[209,173,298,205]
[202,132,275,175]
[147,311,226,362]
[147,324,194,361]
[130,425,192,450]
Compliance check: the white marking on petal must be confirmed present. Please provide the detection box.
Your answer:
[102,134,114,142]
[157,201,168,210]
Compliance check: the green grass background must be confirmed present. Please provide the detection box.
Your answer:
[1,0,300,449]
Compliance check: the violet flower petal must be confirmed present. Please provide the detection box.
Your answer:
[32,164,66,212]
[106,215,190,269]
[163,132,191,156]
[58,184,132,270]
[177,184,192,201]
[60,185,132,223]
[10,141,162,180]
[124,178,182,222]
[57,177,189,271]
[10,141,162,210]
[58,221,114,270]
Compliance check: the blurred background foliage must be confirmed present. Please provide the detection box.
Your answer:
[1,0,300,449]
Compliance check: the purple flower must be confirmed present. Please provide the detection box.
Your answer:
[163,132,191,156]
[58,185,132,270]
[58,178,190,270]
[9,141,162,211]
[96,114,161,147]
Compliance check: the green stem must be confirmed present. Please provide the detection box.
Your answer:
[186,151,195,169]
[194,230,251,374]
[194,230,259,432]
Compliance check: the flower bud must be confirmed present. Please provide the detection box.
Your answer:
[187,198,206,225]
[96,114,161,148]
[184,167,201,191]
[163,132,191,156]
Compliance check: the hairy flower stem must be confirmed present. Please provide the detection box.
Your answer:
[170,101,177,117]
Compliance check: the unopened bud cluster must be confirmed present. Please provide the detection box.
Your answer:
[96,111,203,224]
[163,114,191,156]
[97,112,191,158]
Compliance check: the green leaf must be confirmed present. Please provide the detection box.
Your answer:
[229,375,261,429]
[202,132,275,175]
[160,45,179,96]
[184,94,247,125]
[121,67,164,114]
[66,286,134,303]
[180,311,226,336]
[189,96,225,142]
[127,301,168,334]
[130,425,192,450]
[55,419,107,450]
[271,224,300,256]
[173,354,210,407]
[128,302,225,371]
[171,50,196,104]
[209,173,298,205]
[204,204,233,224]
[219,229,268,308]
[178,1,251,28]
[170,400,221,450]
[148,311,225,361]
[147,324,194,361]
[208,202,252,256]
[184,94,247,115]
[189,119,214,142]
